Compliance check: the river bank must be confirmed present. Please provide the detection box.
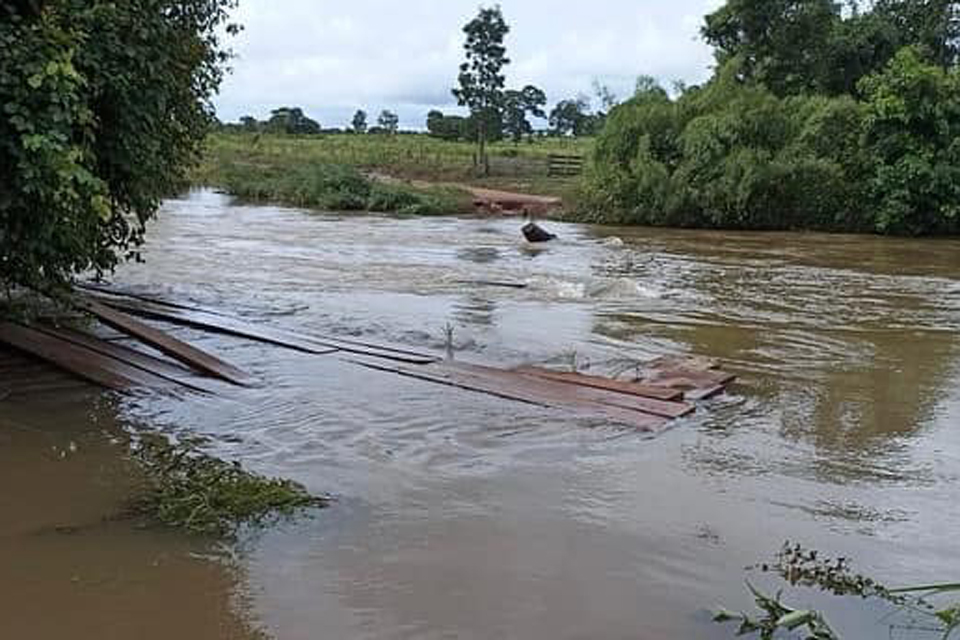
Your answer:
[193,132,583,215]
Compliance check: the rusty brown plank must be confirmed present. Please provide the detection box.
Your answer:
[515,366,685,402]
[75,298,253,386]
[36,325,223,394]
[347,358,668,432]
[0,322,176,391]
[642,369,736,391]
[449,363,694,420]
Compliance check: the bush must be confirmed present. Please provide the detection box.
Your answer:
[0,0,236,292]
[576,48,959,236]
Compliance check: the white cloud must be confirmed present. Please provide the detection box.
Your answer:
[215,0,722,129]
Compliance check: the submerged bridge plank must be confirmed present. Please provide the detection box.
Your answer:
[347,358,670,432]
[0,322,176,391]
[76,298,254,387]
[449,362,694,420]
[37,326,223,395]
[86,293,437,365]
[515,366,685,402]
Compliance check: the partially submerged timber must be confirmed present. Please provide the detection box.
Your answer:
[0,286,735,434]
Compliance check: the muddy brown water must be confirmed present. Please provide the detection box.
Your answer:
[2,189,959,639]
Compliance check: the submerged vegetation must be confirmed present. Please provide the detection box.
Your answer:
[577,1,960,236]
[129,435,326,537]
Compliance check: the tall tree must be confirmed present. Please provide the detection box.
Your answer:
[266,107,320,135]
[377,109,399,134]
[452,5,510,175]
[702,0,842,95]
[0,0,238,293]
[426,110,466,141]
[351,109,368,134]
[872,0,960,67]
[549,97,594,136]
[502,85,547,142]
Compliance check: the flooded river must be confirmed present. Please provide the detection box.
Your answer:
[3,189,960,639]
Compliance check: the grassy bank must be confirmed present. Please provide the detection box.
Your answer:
[194,132,591,213]
[195,136,471,214]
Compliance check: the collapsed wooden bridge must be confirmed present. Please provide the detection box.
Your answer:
[0,286,735,433]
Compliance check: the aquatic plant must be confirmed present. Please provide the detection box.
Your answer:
[716,543,960,639]
[129,435,326,536]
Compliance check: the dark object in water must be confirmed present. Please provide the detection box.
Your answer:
[522,222,556,243]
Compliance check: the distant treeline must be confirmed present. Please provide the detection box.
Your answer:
[578,0,960,236]
[219,90,614,141]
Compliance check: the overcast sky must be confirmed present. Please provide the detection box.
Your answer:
[215,0,724,130]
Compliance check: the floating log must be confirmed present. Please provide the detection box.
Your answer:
[0,322,177,391]
[75,298,253,386]
[514,366,685,402]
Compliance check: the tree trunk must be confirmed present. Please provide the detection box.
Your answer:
[479,119,488,177]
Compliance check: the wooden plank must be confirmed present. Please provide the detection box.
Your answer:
[83,285,437,360]
[449,363,694,419]
[89,294,438,365]
[515,366,684,401]
[455,280,529,290]
[36,325,223,394]
[0,322,176,391]
[346,358,668,432]
[75,298,253,386]
[685,384,726,401]
[642,368,736,390]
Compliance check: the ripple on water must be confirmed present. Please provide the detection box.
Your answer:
[103,190,960,640]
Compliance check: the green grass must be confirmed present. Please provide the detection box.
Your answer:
[129,435,326,537]
[192,132,591,214]
[197,131,593,182]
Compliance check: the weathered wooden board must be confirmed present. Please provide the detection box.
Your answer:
[641,368,736,391]
[36,325,223,394]
[75,298,253,386]
[0,322,177,391]
[515,366,685,402]
[450,362,694,419]
[88,294,438,364]
[347,358,669,432]
[0,346,91,396]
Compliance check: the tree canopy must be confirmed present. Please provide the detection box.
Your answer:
[453,5,510,173]
[502,85,547,142]
[581,0,960,236]
[351,109,368,134]
[266,107,320,135]
[0,0,237,292]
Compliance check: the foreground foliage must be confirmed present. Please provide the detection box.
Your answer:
[130,435,326,536]
[716,543,960,639]
[0,0,236,293]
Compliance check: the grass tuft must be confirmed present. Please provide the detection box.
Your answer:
[129,435,327,537]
